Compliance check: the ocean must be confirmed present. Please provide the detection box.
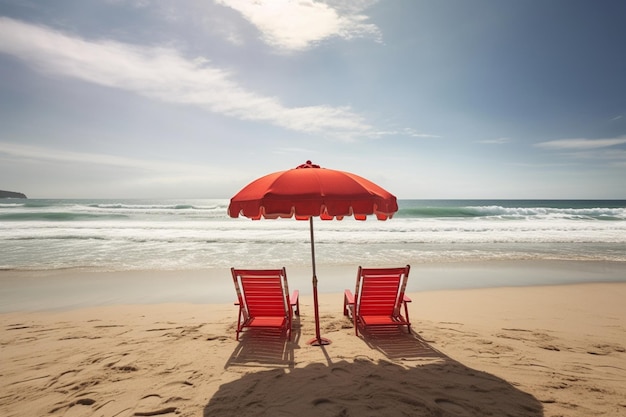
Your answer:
[1,198,625,271]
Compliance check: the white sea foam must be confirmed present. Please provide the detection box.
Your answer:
[1,199,626,270]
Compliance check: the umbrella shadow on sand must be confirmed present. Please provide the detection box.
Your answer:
[206,327,543,417]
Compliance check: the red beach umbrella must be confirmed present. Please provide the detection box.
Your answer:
[228,161,398,345]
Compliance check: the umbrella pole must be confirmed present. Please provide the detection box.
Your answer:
[307,216,331,346]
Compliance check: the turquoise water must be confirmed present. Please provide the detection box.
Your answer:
[398,199,626,220]
[1,199,625,271]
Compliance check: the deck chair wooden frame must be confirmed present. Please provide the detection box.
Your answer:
[231,267,300,341]
[343,265,411,336]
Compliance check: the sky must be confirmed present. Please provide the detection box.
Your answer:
[1,0,625,199]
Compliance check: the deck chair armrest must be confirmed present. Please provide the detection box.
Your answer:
[343,289,355,316]
[403,295,412,303]
[290,290,300,316]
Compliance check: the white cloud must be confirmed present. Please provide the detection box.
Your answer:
[478,137,512,145]
[535,137,626,150]
[562,149,626,164]
[372,128,440,138]
[0,17,375,140]
[215,0,381,51]
[0,141,255,197]
[0,141,223,177]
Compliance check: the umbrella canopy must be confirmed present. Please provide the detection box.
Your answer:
[228,161,397,221]
[228,161,398,345]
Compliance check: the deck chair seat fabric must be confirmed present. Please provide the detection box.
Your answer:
[360,315,403,326]
[245,317,287,328]
[343,265,411,336]
[231,268,299,340]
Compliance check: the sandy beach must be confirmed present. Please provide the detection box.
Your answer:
[1,265,625,417]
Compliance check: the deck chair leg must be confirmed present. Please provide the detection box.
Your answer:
[236,308,243,341]
[287,315,292,341]
[404,302,411,334]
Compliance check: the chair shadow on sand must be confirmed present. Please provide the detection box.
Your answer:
[224,317,302,369]
[207,324,544,417]
[358,325,445,361]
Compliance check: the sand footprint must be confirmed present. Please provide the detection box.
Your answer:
[6,323,34,330]
[46,369,81,389]
[49,397,95,416]
[434,398,473,416]
[587,342,625,355]
[133,394,178,416]
[311,398,349,416]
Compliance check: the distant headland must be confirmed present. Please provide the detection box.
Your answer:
[0,190,27,199]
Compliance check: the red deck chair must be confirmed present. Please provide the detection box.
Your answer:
[231,267,300,341]
[343,265,411,336]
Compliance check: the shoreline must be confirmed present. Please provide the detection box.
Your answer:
[1,283,625,416]
[1,259,625,313]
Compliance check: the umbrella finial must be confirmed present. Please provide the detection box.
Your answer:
[297,160,320,169]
